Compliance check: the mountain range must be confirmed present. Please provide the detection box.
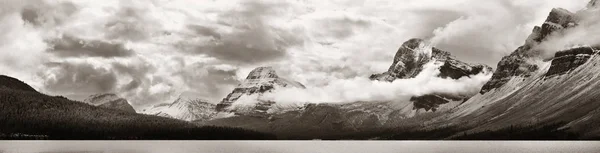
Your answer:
[1,0,600,140]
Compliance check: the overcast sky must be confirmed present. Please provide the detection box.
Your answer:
[0,0,590,107]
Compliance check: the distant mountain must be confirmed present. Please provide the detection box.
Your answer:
[0,75,37,92]
[216,66,305,114]
[0,75,275,140]
[143,95,216,122]
[83,93,136,113]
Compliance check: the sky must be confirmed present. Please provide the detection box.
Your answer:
[0,0,591,108]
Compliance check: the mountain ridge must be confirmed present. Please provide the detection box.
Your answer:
[143,95,216,122]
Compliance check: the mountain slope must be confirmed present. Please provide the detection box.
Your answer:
[370,38,492,111]
[480,7,578,93]
[143,96,216,122]
[83,93,136,113]
[201,39,492,139]
[0,75,275,140]
[448,47,600,138]
[0,75,37,92]
[216,66,305,114]
[435,3,600,139]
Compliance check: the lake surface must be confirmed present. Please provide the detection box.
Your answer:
[0,141,599,153]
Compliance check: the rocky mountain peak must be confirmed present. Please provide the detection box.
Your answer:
[217,67,305,112]
[144,94,216,122]
[479,7,581,94]
[539,8,577,42]
[369,38,491,111]
[83,93,136,113]
[246,66,279,79]
[370,38,490,82]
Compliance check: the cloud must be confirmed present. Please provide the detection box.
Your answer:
[428,0,589,66]
[47,35,134,58]
[189,1,304,64]
[40,61,119,94]
[176,62,240,101]
[0,0,594,110]
[261,62,492,105]
[535,7,600,58]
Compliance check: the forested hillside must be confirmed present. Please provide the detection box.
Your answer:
[0,76,275,140]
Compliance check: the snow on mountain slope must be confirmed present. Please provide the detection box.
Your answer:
[370,38,492,111]
[216,66,305,114]
[438,3,600,136]
[83,93,136,113]
[143,95,216,121]
[445,47,600,137]
[202,39,492,137]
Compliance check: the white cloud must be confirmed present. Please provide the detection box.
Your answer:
[261,62,492,105]
[536,7,600,58]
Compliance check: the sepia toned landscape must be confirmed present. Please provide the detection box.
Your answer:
[1,0,600,141]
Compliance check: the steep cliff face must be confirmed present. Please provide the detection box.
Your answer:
[216,67,305,113]
[545,47,599,77]
[83,93,136,113]
[480,8,579,93]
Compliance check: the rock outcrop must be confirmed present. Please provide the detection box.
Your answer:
[216,67,305,113]
[480,8,579,93]
[144,95,216,121]
[545,47,599,77]
[83,93,136,113]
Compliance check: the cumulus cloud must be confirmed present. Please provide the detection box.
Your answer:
[0,0,594,110]
[40,61,119,94]
[48,35,134,58]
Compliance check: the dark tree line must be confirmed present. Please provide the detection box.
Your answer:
[0,88,275,140]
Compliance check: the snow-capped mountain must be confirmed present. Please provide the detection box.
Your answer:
[370,38,492,81]
[440,4,600,138]
[216,66,305,114]
[83,93,136,113]
[202,39,493,138]
[371,38,493,111]
[143,95,216,122]
[202,1,600,139]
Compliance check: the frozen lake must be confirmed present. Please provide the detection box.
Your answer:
[1,141,599,153]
